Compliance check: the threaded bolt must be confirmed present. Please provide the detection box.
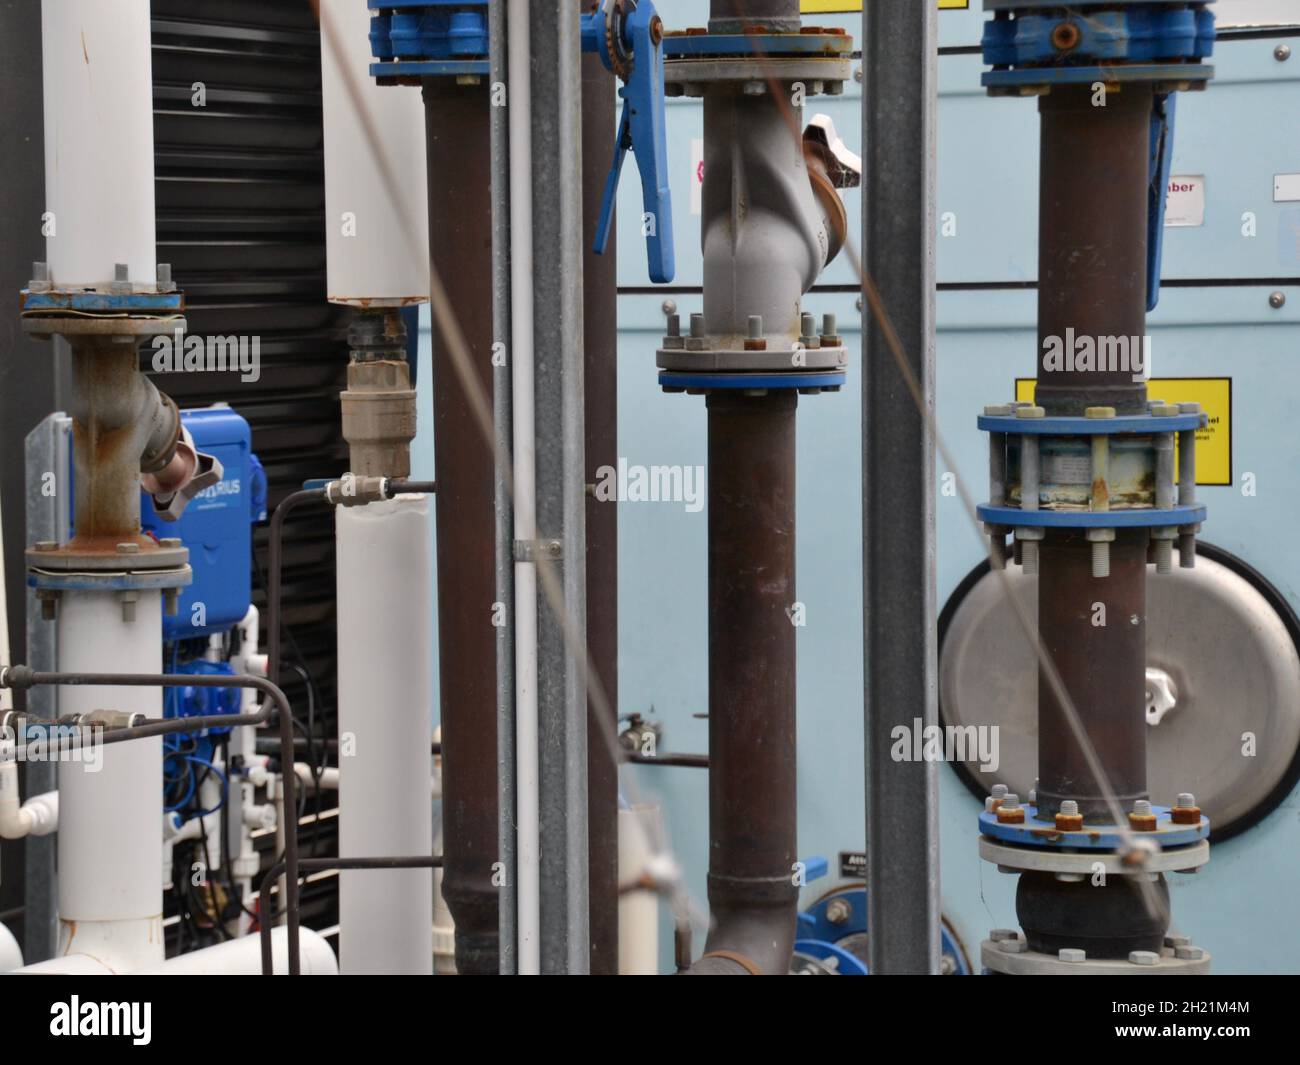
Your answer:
[1153,537,1173,574]
[800,312,816,339]
[747,315,763,340]
[1021,539,1039,575]
[666,313,680,337]
[690,313,705,338]
[1092,538,1110,578]
[1134,800,1152,817]
[1060,800,1079,816]
[1176,792,1195,807]
[992,784,1008,798]
[822,313,836,337]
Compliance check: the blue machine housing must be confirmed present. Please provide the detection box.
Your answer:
[142,407,266,640]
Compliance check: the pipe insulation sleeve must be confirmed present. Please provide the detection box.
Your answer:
[55,590,164,972]
[40,0,157,288]
[335,497,434,974]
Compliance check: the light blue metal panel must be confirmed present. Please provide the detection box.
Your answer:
[620,281,1300,973]
[936,36,1300,284]
[935,282,1300,974]
[618,290,866,972]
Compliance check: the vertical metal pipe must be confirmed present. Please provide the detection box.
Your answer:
[1034,85,1153,819]
[1036,88,1153,417]
[529,1,590,974]
[861,0,940,975]
[709,0,801,33]
[489,0,517,977]
[702,391,799,975]
[423,78,500,975]
[579,0,620,977]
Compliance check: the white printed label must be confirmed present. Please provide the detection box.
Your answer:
[1164,175,1205,227]
[1274,174,1300,203]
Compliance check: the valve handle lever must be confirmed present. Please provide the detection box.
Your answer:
[581,0,675,284]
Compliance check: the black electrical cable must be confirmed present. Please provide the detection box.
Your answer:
[0,667,306,975]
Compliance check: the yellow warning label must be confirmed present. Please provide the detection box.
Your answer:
[1014,378,1231,487]
[800,1,968,11]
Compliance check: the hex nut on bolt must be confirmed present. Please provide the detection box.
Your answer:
[1055,799,1083,832]
[1128,799,1158,832]
[989,928,1019,942]
[1170,793,1201,825]
[1175,945,1205,961]
[1129,950,1158,966]
[1058,948,1086,963]
[996,794,1024,824]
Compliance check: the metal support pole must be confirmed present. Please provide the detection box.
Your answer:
[528,1,590,974]
[489,0,517,977]
[578,0,620,977]
[861,0,940,975]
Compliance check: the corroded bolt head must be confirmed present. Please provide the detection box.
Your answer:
[825,897,852,925]
[116,542,141,554]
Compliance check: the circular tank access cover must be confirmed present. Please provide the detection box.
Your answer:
[939,542,1300,840]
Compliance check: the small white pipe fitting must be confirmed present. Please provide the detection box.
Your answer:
[0,755,59,839]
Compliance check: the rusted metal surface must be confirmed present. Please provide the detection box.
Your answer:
[424,77,500,975]
[66,338,181,545]
[1036,86,1154,417]
[1034,86,1153,827]
[698,390,799,975]
[580,12,621,977]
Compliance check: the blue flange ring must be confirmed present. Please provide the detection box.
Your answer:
[979,803,1209,849]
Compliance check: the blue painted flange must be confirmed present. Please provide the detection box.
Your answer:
[977,502,1206,530]
[663,31,853,60]
[977,411,1205,435]
[369,1,488,79]
[29,567,192,593]
[796,887,970,975]
[659,371,845,393]
[979,803,1209,849]
[21,290,184,314]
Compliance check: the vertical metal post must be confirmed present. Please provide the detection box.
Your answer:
[861,0,940,975]
[490,0,517,977]
[529,1,590,974]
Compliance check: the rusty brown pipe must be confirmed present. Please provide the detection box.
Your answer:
[424,77,500,974]
[580,3,621,977]
[67,337,182,544]
[686,391,799,976]
[1034,85,1153,819]
[1036,86,1153,417]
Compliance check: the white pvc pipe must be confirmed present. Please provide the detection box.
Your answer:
[0,758,58,838]
[41,0,157,288]
[335,496,434,974]
[507,0,541,977]
[56,591,164,973]
[319,0,429,305]
[137,927,338,976]
[0,923,23,971]
[618,805,663,975]
[18,927,338,976]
